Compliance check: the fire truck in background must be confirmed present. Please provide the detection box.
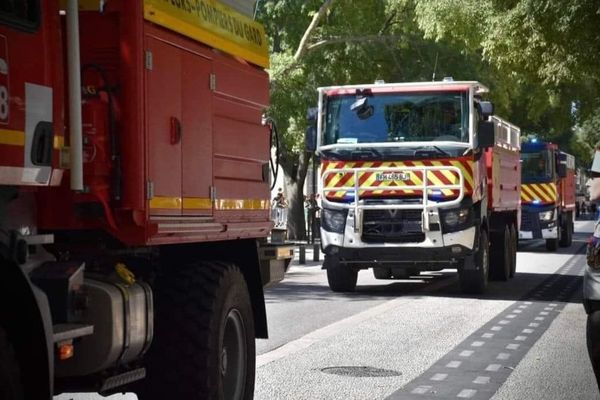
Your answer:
[0,1,292,399]
[519,139,576,250]
[307,79,521,294]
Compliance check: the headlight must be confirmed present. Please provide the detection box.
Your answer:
[539,210,554,221]
[321,208,348,233]
[442,208,470,227]
[440,204,474,233]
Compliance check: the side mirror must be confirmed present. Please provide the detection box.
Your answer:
[477,120,495,149]
[305,107,318,152]
[478,101,494,118]
[307,107,318,123]
[305,126,317,153]
[557,162,567,178]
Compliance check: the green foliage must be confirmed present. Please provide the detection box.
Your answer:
[257,0,600,173]
[413,0,600,165]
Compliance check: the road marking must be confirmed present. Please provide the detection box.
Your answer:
[411,386,431,395]
[473,376,490,384]
[430,373,447,381]
[446,361,462,368]
[457,389,477,398]
[486,364,501,372]
[385,247,586,400]
[257,273,455,367]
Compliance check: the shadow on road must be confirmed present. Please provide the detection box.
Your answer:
[268,254,586,307]
[517,233,589,255]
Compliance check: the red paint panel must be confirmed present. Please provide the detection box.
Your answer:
[181,50,213,216]
[487,146,520,211]
[145,36,182,215]
[213,57,269,107]
[324,84,472,96]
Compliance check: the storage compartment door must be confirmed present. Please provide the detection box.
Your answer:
[181,51,213,216]
[145,37,182,215]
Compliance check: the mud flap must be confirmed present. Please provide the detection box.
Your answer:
[462,253,477,270]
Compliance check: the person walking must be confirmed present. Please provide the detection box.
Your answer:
[273,188,288,228]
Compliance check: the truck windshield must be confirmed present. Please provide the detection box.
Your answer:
[323,91,469,146]
[521,151,552,183]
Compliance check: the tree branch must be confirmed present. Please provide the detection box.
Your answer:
[306,35,403,52]
[293,0,336,62]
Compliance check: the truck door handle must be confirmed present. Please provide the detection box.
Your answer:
[170,117,182,145]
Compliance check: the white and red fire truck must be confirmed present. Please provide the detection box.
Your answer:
[0,1,292,399]
[519,139,576,250]
[308,79,521,294]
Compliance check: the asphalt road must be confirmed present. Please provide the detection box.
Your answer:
[57,219,599,400]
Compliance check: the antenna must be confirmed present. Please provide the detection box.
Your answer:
[432,52,439,82]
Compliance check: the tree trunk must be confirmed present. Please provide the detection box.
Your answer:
[280,148,311,241]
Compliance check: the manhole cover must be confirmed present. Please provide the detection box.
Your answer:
[320,366,402,377]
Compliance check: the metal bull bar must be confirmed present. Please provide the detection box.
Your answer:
[320,165,465,233]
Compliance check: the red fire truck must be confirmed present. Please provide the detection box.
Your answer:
[308,79,521,294]
[0,1,292,399]
[519,139,576,250]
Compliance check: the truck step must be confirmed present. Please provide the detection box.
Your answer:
[100,368,146,392]
[52,323,94,343]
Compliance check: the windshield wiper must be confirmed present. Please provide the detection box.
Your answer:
[414,145,451,158]
[351,148,382,159]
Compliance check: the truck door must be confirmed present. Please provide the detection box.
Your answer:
[181,51,213,217]
[0,1,59,187]
[145,36,213,217]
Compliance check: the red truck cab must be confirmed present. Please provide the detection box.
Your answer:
[519,139,576,250]
[310,79,521,294]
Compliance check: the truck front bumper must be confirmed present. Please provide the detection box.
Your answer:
[519,226,558,240]
[321,224,476,268]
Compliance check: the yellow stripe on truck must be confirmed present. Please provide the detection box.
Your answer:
[521,183,557,203]
[1,129,64,150]
[149,197,269,210]
[144,0,269,68]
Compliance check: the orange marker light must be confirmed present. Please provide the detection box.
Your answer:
[58,343,74,360]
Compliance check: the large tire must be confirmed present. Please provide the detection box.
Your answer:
[325,255,357,292]
[459,229,489,294]
[0,327,24,400]
[546,238,558,251]
[559,214,573,247]
[139,262,255,400]
[509,224,517,278]
[490,226,510,281]
[373,267,392,280]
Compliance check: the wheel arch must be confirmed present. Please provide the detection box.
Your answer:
[0,259,54,400]
[159,239,269,339]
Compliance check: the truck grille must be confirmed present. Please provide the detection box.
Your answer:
[362,210,425,243]
[520,211,539,232]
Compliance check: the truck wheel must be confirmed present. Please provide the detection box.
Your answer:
[326,255,357,292]
[559,215,573,247]
[140,262,255,400]
[459,229,489,294]
[490,226,510,281]
[0,327,24,400]
[546,238,558,251]
[373,267,392,279]
[509,224,517,278]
